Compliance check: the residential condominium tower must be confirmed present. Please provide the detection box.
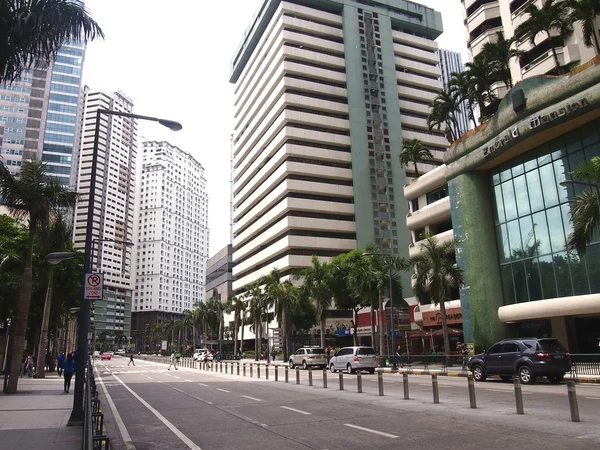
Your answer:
[438,48,471,138]
[73,88,138,344]
[131,141,209,348]
[229,0,445,292]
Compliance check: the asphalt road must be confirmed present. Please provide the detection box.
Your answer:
[95,357,600,450]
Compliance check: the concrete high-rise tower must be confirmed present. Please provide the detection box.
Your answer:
[131,140,209,348]
[229,0,445,292]
[73,88,138,344]
[438,48,471,138]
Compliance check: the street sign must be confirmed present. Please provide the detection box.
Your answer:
[161,340,167,351]
[84,273,104,300]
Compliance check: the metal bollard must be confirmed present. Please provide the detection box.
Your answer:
[220,362,223,373]
[378,371,384,396]
[275,366,279,381]
[285,366,289,383]
[403,373,409,400]
[323,368,328,389]
[296,367,300,385]
[357,370,363,393]
[339,371,344,391]
[432,374,439,404]
[225,363,228,374]
[257,365,261,379]
[513,377,524,415]
[243,363,246,377]
[266,365,269,380]
[567,381,580,422]
[309,368,313,386]
[237,362,240,376]
[468,375,477,408]
[250,363,253,378]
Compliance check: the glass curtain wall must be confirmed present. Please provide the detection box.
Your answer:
[491,119,600,305]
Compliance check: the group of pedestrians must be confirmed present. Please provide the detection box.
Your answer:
[56,351,76,393]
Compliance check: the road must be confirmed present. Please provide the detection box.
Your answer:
[96,357,600,450]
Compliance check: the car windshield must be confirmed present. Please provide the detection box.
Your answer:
[309,349,325,354]
[538,339,567,353]
[357,348,376,355]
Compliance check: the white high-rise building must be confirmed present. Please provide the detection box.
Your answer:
[73,88,137,341]
[131,140,208,341]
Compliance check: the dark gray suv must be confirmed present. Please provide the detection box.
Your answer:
[468,338,571,384]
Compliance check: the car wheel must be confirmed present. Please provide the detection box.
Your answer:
[471,364,486,382]
[368,369,375,374]
[518,365,536,384]
[500,376,512,382]
[330,363,336,373]
[346,363,354,374]
[547,375,564,384]
[302,360,308,370]
[289,360,294,369]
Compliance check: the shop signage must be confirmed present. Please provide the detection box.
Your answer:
[422,307,462,326]
[483,97,589,157]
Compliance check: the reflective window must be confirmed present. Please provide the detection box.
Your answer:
[492,119,600,304]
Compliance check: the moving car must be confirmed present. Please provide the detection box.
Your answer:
[329,346,378,374]
[93,351,100,359]
[289,346,327,369]
[100,352,112,360]
[468,338,571,384]
[116,349,126,356]
[193,349,210,361]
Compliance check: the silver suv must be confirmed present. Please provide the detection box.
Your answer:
[289,347,327,369]
[329,346,378,374]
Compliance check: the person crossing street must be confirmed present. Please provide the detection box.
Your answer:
[128,352,135,366]
[167,351,178,370]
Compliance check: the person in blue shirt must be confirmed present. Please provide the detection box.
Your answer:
[56,352,65,377]
[63,353,76,393]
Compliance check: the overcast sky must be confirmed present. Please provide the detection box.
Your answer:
[82,0,468,258]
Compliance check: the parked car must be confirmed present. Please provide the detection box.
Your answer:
[100,352,112,360]
[115,349,126,356]
[93,351,101,359]
[329,346,378,374]
[468,338,571,384]
[289,347,327,369]
[193,349,209,361]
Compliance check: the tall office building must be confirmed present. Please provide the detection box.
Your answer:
[438,48,470,138]
[229,0,444,292]
[462,0,599,96]
[73,88,138,343]
[131,141,209,347]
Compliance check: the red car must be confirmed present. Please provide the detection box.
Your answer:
[100,352,112,360]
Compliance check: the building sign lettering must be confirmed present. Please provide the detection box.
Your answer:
[422,307,463,326]
[482,97,588,157]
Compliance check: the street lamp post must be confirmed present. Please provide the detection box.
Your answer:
[68,109,181,426]
[560,179,600,212]
[363,252,397,371]
[36,252,76,378]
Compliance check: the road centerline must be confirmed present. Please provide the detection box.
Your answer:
[242,395,262,402]
[343,424,398,439]
[216,388,231,393]
[280,406,311,415]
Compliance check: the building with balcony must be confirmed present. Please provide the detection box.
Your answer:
[73,88,138,346]
[462,0,599,92]
[229,0,446,296]
[131,140,209,351]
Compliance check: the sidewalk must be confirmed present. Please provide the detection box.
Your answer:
[0,373,82,450]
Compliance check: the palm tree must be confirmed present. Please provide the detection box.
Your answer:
[0,0,104,83]
[410,234,464,361]
[481,31,524,89]
[399,139,434,178]
[0,159,77,393]
[246,281,265,360]
[263,268,289,359]
[449,70,478,128]
[228,295,246,356]
[566,156,600,253]
[515,0,573,74]
[428,91,461,144]
[295,255,333,350]
[464,57,499,121]
[566,0,600,54]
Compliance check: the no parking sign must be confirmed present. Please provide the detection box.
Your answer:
[84,273,104,300]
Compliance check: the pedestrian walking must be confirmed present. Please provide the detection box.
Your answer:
[63,353,75,393]
[57,352,65,377]
[168,351,178,370]
[128,352,135,366]
[26,354,35,377]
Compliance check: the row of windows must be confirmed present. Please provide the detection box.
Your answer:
[1,105,26,114]
[48,102,78,114]
[51,73,81,85]
[49,93,78,104]
[3,138,24,145]
[0,116,26,124]
[53,63,81,76]
[0,95,27,103]
[3,127,24,134]
[45,121,76,134]
[3,148,22,155]
[55,55,82,66]
[50,82,80,95]
[46,112,76,123]
[43,143,72,154]
[2,85,30,93]
[44,132,74,144]
[42,154,72,164]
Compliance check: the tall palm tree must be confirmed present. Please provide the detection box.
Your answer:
[464,57,499,121]
[296,255,333,350]
[449,70,478,128]
[481,31,524,89]
[263,268,289,359]
[399,139,434,178]
[515,0,573,74]
[428,91,461,144]
[0,159,77,393]
[566,0,600,54]
[0,0,104,83]
[410,234,464,360]
[566,156,600,253]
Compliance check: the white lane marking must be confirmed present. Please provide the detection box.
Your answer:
[585,397,600,400]
[485,388,532,394]
[173,376,181,379]
[242,395,262,402]
[198,383,208,387]
[147,377,154,380]
[95,366,136,450]
[343,424,398,439]
[112,374,202,450]
[170,386,213,405]
[216,388,230,393]
[280,406,311,415]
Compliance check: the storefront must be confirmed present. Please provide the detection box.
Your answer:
[445,58,600,352]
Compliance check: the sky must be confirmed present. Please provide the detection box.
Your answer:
[82,0,468,258]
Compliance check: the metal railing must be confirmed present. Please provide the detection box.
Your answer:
[84,356,110,449]
[570,354,600,378]
[380,354,470,373]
